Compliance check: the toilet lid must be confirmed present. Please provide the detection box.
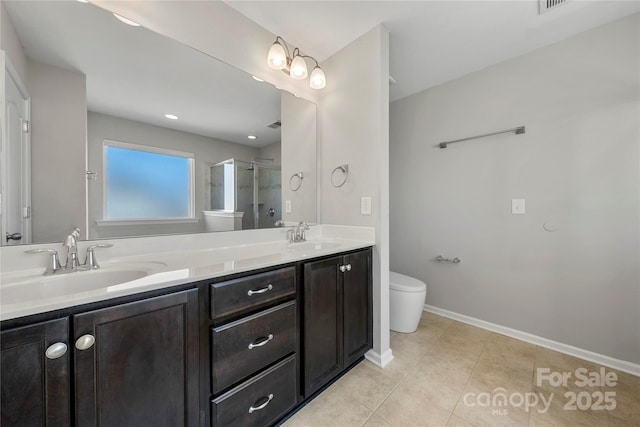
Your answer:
[389,272,427,293]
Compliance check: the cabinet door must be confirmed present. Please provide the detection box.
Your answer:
[303,256,343,396]
[343,249,373,366]
[1,318,71,427]
[74,289,199,427]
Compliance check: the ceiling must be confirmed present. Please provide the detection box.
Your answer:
[4,0,282,147]
[225,0,640,102]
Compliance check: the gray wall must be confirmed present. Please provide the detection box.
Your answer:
[281,91,317,224]
[390,14,640,364]
[319,25,391,361]
[2,11,86,244]
[28,60,87,243]
[87,111,260,239]
[1,1,27,83]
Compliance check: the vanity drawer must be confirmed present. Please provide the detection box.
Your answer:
[211,355,297,427]
[212,301,296,393]
[210,266,296,320]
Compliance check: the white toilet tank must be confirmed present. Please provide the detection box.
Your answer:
[389,272,427,333]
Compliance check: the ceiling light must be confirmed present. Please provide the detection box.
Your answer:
[252,76,265,82]
[164,114,178,120]
[76,0,89,3]
[113,13,141,27]
[266,36,326,90]
[248,135,257,140]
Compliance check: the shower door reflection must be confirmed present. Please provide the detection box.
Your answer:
[209,159,281,230]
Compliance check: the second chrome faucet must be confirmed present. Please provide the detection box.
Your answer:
[287,221,310,243]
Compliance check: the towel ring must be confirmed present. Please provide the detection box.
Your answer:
[289,172,303,191]
[331,164,349,188]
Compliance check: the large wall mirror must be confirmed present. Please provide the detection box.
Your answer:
[0,0,317,245]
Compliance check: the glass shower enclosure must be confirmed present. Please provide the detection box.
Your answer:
[208,158,281,231]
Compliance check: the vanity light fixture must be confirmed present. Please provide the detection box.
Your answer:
[113,13,141,27]
[164,114,178,120]
[267,36,326,90]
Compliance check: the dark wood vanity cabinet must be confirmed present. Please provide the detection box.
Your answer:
[208,267,299,427]
[303,248,372,396]
[1,288,199,427]
[74,289,199,427]
[1,318,71,427]
[1,246,372,427]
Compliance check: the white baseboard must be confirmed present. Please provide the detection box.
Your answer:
[424,304,640,377]
[365,348,394,368]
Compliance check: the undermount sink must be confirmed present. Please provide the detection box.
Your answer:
[0,262,166,306]
[287,240,340,252]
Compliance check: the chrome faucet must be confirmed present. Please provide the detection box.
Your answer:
[63,227,81,271]
[26,228,114,275]
[288,221,310,243]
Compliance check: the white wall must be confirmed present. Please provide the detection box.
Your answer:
[1,1,27,84]
[281,91,317,224]
[390,14,640,364]
[87,111,260,239]
[28,60,87,243]
[319,25,391,365]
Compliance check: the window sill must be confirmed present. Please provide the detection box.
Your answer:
[96,218,200,227]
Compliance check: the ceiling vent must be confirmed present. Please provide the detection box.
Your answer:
[266,120,281,129]
[539,0,571,14]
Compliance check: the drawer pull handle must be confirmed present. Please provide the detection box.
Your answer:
[247,284,273,296]
[249,394,274,414]
[248,334,274,350]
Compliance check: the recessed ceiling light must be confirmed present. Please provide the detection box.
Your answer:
[113,13,141,27]
[76,0,89,3]
[164,114,178,120]
[247,135,257,140]
[252,76,264,82]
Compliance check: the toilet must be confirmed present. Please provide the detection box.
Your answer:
[389,272,427,333]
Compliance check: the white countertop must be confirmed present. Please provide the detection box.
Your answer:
[0,225,375,321]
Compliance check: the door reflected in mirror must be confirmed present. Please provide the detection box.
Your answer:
[0,0,317,245]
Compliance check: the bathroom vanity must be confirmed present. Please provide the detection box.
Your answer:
[0,229,373,427]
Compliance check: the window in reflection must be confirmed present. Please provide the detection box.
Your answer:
[104,141,194,219]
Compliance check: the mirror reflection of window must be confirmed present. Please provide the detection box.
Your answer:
[104,141,194,220]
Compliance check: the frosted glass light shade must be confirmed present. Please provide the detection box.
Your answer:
[267,42,287,70]
[290,55,308,80]
[309,66,326,89]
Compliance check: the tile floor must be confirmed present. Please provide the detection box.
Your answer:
[283,312,640,427]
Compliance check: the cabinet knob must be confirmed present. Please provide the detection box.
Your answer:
[75,334,95,351]
[248,394,274,414]
[45,342,68,359]
[340,264,352,273]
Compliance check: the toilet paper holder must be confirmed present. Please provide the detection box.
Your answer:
[435,255,461,263]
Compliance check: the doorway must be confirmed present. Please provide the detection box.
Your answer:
[1,54,31,245]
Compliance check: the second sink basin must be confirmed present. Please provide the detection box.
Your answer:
[287,241,340,252]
